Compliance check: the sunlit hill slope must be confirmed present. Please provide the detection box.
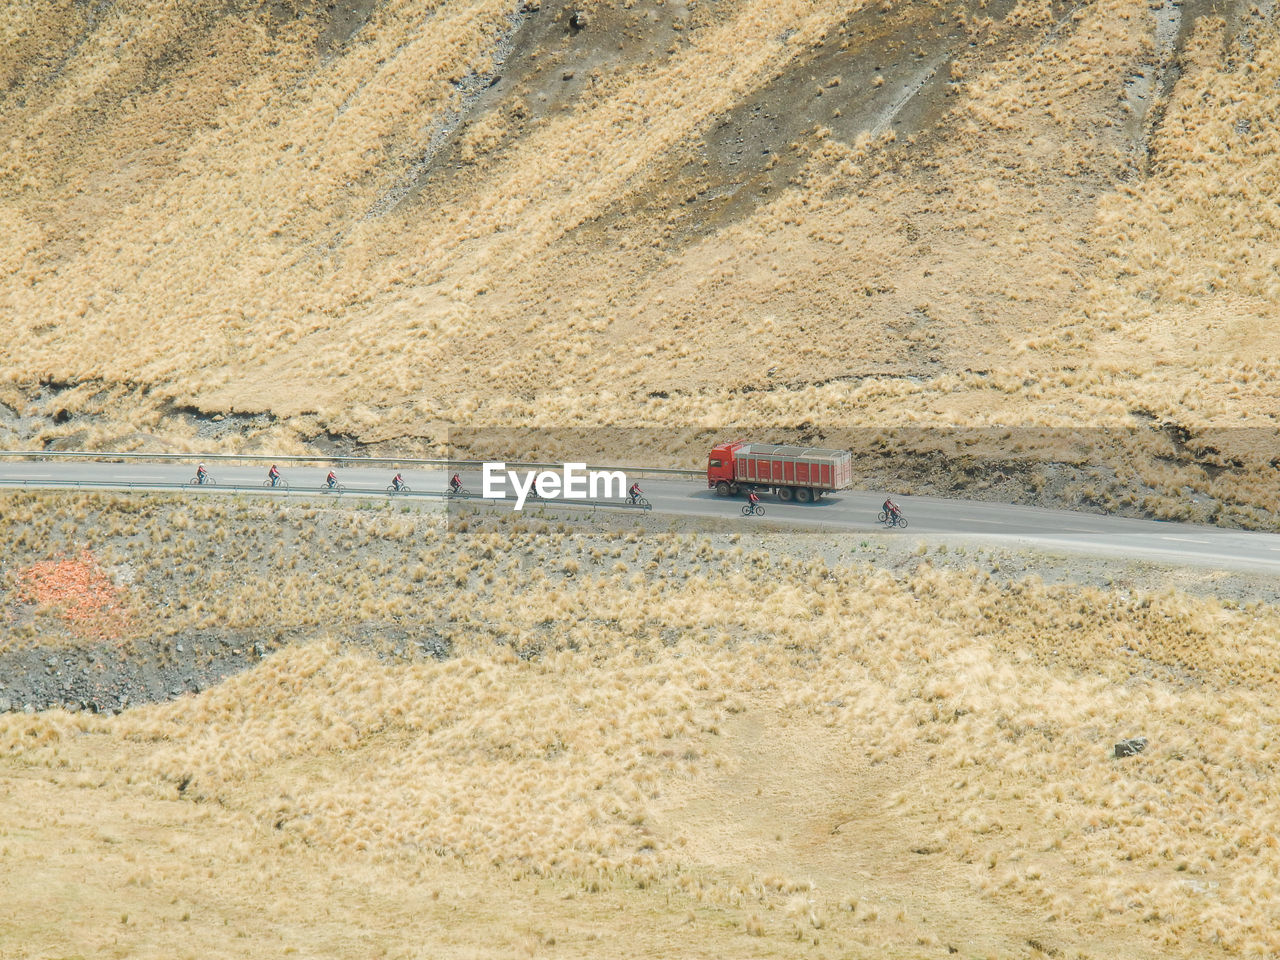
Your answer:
[2,0,1280,504]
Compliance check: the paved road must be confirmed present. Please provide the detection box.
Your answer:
[3,459,1280,574]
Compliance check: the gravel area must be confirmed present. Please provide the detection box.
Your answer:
[5,493,1278,715]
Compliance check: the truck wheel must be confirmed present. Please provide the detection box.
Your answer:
[716,481,731,497]
[795,487,812,503]
[777,486,794,502]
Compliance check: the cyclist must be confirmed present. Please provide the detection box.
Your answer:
[392,473,406,492]
[268,464,281,487]
[196,463,208,484]
[882,497,901,522]
[746,489,761,513]
[627,481,643,504]
[326,470,338,490]
[449,472,462,494]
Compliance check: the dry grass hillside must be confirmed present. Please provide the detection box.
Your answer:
[2,0,1280,512]
[4,495,1280,957]
[7,6,1280,954]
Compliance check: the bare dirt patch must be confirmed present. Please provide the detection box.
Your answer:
[14,548,132,642]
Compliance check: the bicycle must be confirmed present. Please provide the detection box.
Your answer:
[322,482,346,495]
[741,502,765,517]
[263,477,290,490]
[387,483,411,494]
[187,474,215,487]
[626,494,651,508]
[446,485,469,498]
[877,510,908,528]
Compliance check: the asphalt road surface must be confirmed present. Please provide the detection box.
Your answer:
[3,459,1280,574]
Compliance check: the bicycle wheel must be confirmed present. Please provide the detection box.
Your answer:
[638,497,650,508]
[754,505,765,517]
[877,510,888,523]
[894,515,908,528]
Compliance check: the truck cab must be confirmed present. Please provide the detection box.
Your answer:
[707,441,744,494]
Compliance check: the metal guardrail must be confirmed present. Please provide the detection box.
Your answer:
[0,449,703,479]
[0,477,653,512]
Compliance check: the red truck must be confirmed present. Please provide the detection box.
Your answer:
[707,441,854,503]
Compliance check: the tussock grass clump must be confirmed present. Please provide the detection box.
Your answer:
[114,640,719,876]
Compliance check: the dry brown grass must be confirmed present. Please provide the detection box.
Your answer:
[1,1,1278,516]
[3,496,1280,956]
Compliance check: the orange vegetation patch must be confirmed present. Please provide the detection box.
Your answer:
[16,548,131,640]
